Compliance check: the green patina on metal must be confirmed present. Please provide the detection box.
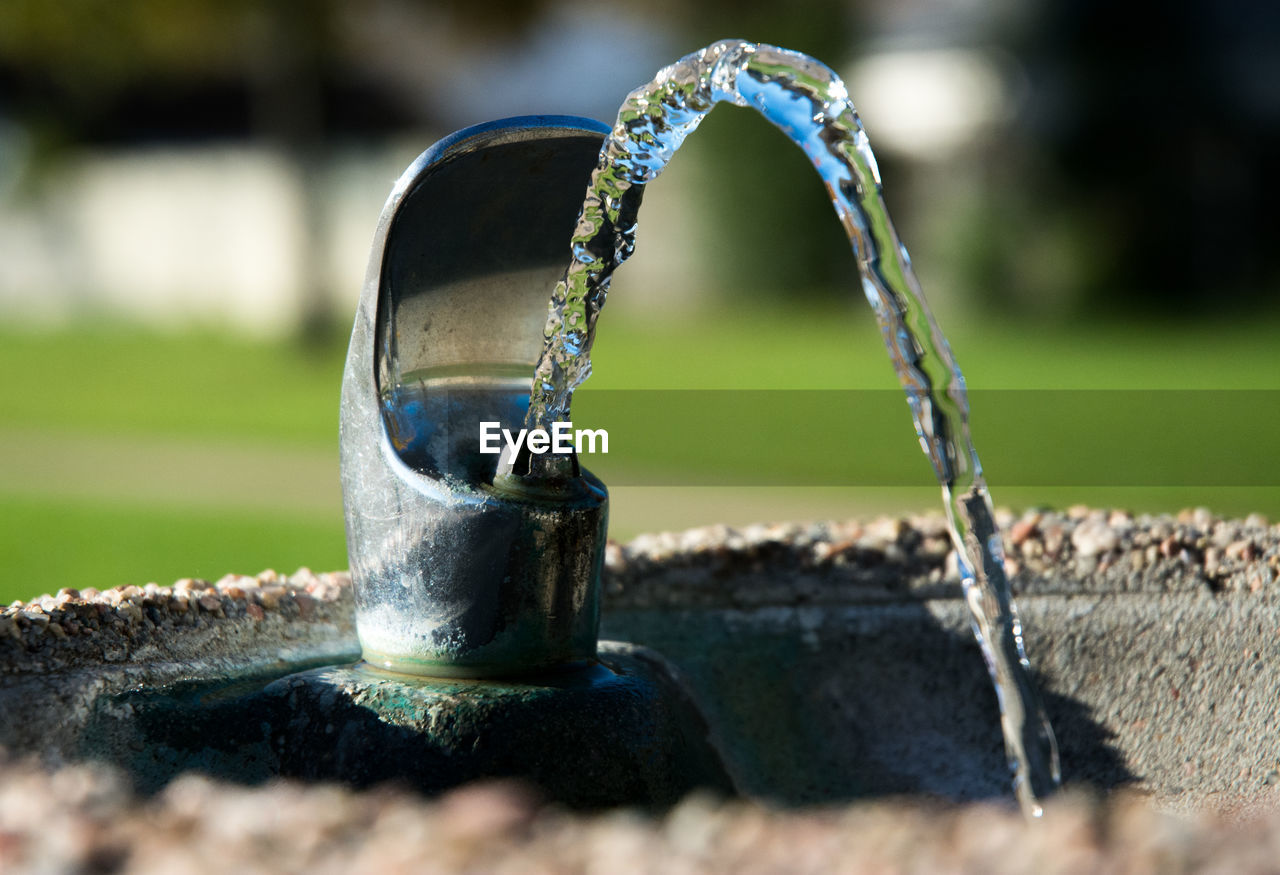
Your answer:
[79,643,733,808]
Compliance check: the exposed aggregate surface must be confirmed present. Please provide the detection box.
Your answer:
[3,507,1279,667]
[0,569,352,674]
[3,757,1280,874]
[606,505,1279,608]
[3,508,1280,873]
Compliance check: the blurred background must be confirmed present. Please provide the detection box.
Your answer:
[2,0,1278,601]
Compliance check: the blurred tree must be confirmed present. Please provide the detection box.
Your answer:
[0,0,259,140]
[0,0,341,337]
[1013,0,1280,316]
[0,0,879,315]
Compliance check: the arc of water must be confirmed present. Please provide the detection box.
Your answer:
[520,38,1060,816]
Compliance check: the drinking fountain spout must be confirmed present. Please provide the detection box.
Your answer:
[328,115,731,805]
[339,116,613,678]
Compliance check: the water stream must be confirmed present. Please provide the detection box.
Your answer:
[515,39,1060,816]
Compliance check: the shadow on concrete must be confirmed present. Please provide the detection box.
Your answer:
[604,599,1136,805]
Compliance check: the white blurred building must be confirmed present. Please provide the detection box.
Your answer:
[0,134,719,335]
[0,141,428,335]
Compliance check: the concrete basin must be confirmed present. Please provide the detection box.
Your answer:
[2,507,1278,815]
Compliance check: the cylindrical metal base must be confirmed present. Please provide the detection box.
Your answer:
[352,469,608,677]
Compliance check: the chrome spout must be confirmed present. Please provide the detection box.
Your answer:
[339,116,612,678]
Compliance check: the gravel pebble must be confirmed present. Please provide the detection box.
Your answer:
[1071,519,1119,558]
[1009,516,1039,545]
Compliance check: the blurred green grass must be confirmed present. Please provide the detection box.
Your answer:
[1,493,348,596]
[1,307,1277,604]
[0,326,345,445]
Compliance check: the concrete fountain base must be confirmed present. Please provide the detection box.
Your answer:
[2,508,1279,818]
